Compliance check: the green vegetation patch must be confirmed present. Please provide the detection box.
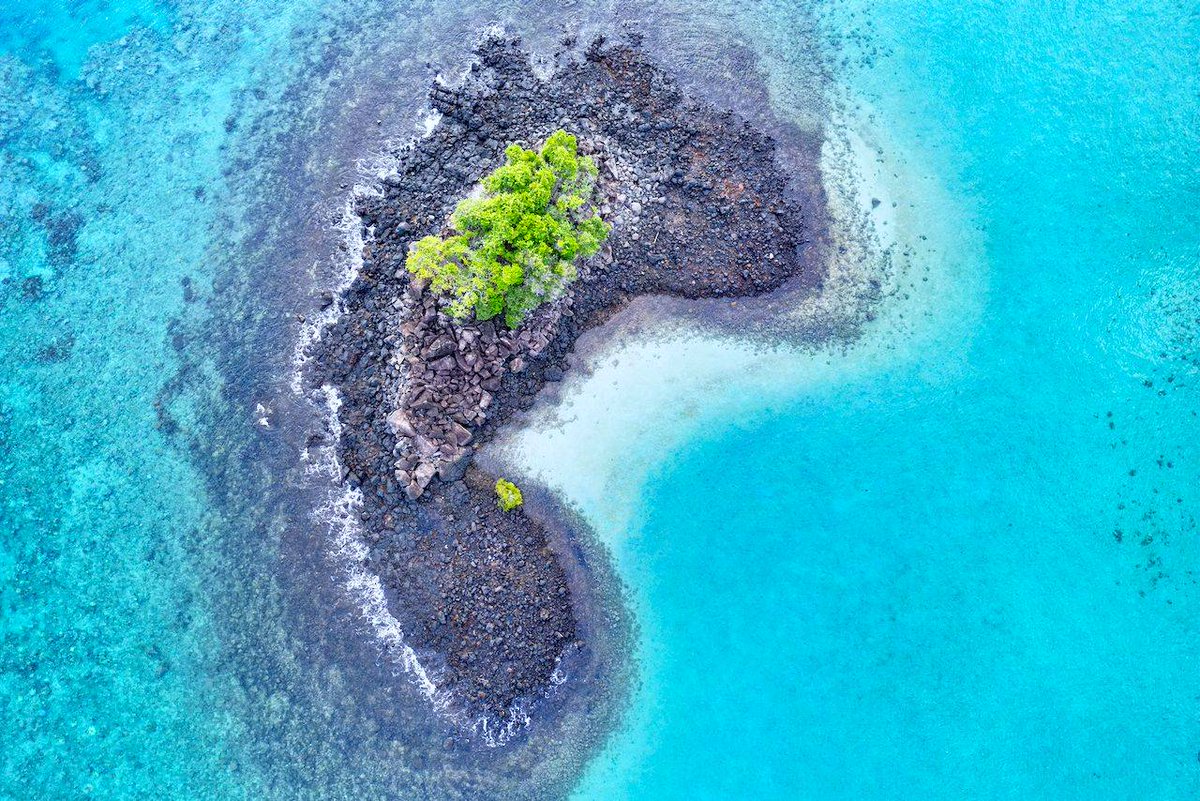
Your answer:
[495,478,524,511]
[406,130,610,328]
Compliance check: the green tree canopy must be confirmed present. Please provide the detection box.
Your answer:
[495,478,523,511]
[406,130,610,328]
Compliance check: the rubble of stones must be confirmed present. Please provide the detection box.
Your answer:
[386,287,569,502]
[316,34,814,729]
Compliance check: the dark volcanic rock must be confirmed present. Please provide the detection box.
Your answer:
[315,34,817,734]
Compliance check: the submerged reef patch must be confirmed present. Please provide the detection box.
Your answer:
[315,33,822,736]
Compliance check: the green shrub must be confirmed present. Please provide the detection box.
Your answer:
[406,130,609,328]
[495,478,523,511]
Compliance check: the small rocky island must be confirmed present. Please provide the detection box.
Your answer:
[316,34,816,734]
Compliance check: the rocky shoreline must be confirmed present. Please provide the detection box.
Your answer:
[315,33,821,733]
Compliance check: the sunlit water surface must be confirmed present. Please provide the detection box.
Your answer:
[2,1,1197,799]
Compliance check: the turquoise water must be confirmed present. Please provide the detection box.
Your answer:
[565,1,1200,798]
[2,0,1197,799]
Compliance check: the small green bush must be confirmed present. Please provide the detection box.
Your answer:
[495,478,523,511]
[406,129,609,328]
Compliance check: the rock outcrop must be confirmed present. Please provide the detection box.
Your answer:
[316,33,820,732]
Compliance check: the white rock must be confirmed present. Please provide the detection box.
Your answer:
[386,409,417,438]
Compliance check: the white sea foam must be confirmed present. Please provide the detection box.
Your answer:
[288,121,412,396]
[288,193,369,397]
[305,383,439,693]
[419,109,443,138]
[309,429,531,744]
[313,430,544,745]
[316,465,444,702]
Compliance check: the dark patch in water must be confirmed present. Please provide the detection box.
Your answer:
[181,275,197,303]
[43,210,82,269]
[21,276,45,301]
[35,333,74,363]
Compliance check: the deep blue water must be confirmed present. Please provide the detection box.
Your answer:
[2,0,1197,799]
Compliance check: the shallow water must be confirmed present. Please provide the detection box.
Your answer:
[3,0,1197,799]
[506,1,1200,799]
